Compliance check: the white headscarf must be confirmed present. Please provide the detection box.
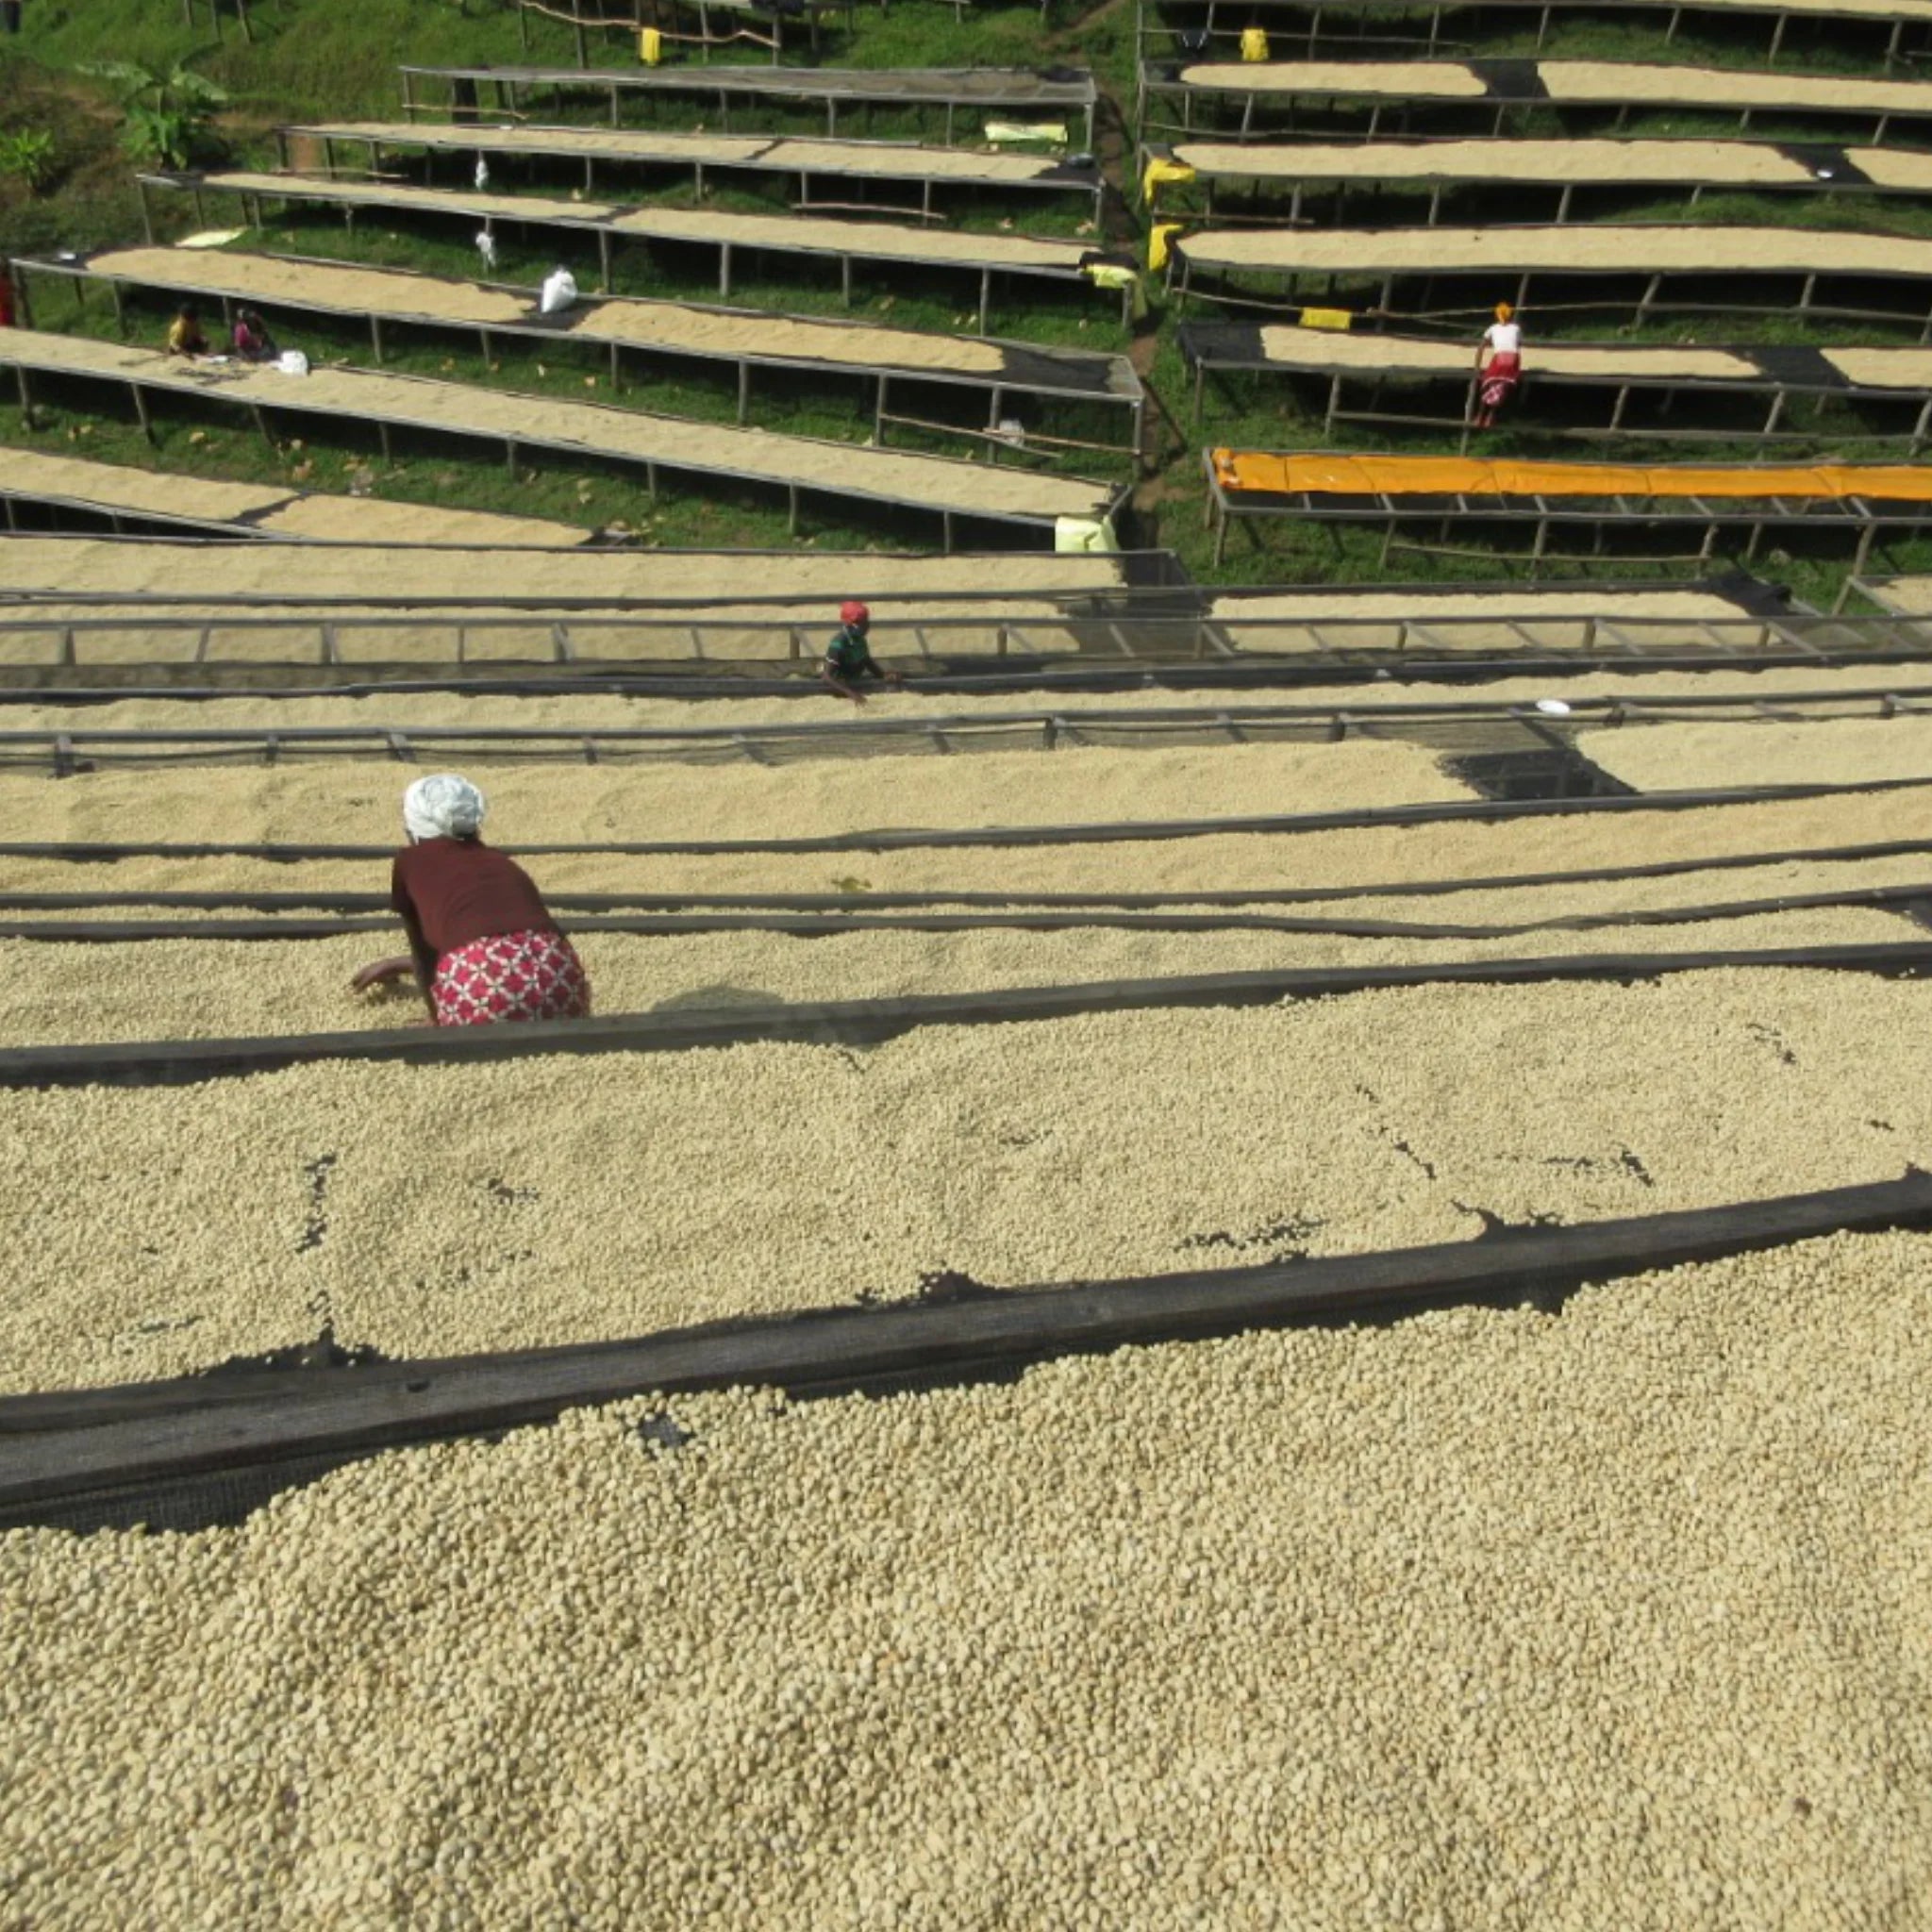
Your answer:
[403,773,487,842]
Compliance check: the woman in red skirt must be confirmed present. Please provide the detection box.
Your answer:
[352,774,591,1026]
[1472,301,1524,430]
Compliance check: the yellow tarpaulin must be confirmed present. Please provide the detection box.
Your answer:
[1298,308,1354,332]
[1141,155,1198,205]
[1084,261,1148,320]
[1148,222,1185,273]
[1209,449,1932,503]
[639,26,663,63]
[1056,513,1120,554]
[1240,25,1270,59]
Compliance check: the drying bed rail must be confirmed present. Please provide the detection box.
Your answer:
[396,61,1101,148]
[281,122,1109,228]
[4,610,1926,681]
[1139,57,1932,142]
[137,172,1133,331]
[7,835,1929,908]
[0,533,1165,608]
[3,941,1928,1089]
[1137,0,1932,64]
[8,774,1931,859]
[1168,223,1932,332]
[2,687,1927,771]
[5,879,1928,941]
[1141,135,1932,225]
[12,655,1918,697]
[5,1174,1926,1530]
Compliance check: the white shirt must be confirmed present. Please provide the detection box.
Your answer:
[1484,321,1523,356]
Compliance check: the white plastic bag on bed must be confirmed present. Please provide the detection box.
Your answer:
[540,267,579,315]
[275,349,309,377]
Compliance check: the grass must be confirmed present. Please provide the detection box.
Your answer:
[8,0,1932,599]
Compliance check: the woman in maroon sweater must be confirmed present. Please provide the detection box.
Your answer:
[352,774,591,1025]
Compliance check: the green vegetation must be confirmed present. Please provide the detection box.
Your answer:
[6,0,1932,595]
[0,128,58,190]
[81,58,232,171]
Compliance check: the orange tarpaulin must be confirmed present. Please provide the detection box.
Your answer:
[1209,450,1932,503]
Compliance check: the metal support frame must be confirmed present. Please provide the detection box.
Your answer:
[398,61,1098,153]
[11,691,1932,774]
[14,608,1932,679]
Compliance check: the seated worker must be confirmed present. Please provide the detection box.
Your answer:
[231,308,278,362]
[351,774,591,1027]
[1472,302,1524,430]
[165,305,208,358]
[821,599,904,706]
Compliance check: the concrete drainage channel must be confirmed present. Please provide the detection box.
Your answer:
[4,1174,1929,1537]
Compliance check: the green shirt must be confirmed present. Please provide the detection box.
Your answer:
[824,625,877,679]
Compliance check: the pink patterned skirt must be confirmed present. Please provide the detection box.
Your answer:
[430,928,591,1027]
[1479,352,1522,411]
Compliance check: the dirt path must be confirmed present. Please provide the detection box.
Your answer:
[1044,0,1188,539]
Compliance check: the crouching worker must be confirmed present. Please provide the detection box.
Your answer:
[821,599,904,706]
[231,308,278,362]
[351,773,591,1025]
[165,305,208,358]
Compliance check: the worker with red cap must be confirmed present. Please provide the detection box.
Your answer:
[821,599,904,705]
